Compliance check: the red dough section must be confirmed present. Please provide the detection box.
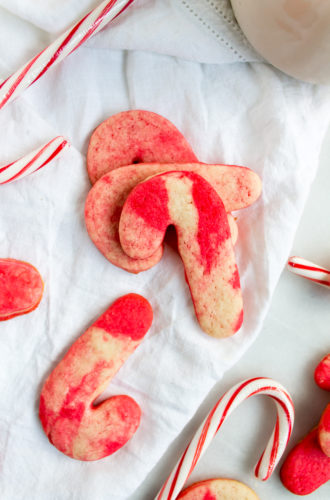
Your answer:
[280,428,330,495]
[119,172,243,338]
[315,353,330,391]
[94,293,153,340]
[87,110,197,184]
[127,175,170,232]
[192,176,231,274]
[0,258,44,321]
[39,294,152,461]
[177,478,260,499]
[319,404,330,457]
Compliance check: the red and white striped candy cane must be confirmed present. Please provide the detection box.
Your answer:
[287,256,330,288]
[156,377,294,500]
[0,136,68,185]
[0,1,134,184]
[0,0,135,110]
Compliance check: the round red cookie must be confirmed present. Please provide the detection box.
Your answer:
[87,110,198,184]
[0,258,44,321]
[177,479,260,500]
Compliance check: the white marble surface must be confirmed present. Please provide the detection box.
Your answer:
[131,126,330,499]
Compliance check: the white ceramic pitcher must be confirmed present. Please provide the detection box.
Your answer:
[231,0,330,84]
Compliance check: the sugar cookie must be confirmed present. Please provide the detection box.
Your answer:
[39,294,153,460]
[177,479,259,500]
[87,110,197,184]
[119,171,242,338]
[0,258,43,321]
[85,163,261,274]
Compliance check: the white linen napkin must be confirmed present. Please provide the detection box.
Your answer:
[0,2,329,499]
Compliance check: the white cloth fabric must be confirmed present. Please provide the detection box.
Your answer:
[0,2,329,499]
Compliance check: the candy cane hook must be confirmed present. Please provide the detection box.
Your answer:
[0,0,134,184]
[287,256,330,288]
[156,377,294,500]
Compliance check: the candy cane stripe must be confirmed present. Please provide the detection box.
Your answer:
[0,137,69,185]
[0,0,135,110]
[287,256,330,288]
[155,378,294,500]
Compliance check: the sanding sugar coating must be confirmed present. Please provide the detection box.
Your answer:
[177,478,260,500]
[39,294,153,461]
[119,171,242,338]
[280,428,330,495]
[0,258,44,321]
[87,110,198,184]
[85,162,262,274]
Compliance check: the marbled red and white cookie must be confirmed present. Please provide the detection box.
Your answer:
[87,110,198,184]
[0,258,44,321]
[177,479,259,500]
[85,162,261,274]
[39,294,153,460]
[119,171,242,338]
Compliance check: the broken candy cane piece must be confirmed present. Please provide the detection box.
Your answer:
[0,258,44,321]
[177,479,260,500]
[280,427,330,495]
[85,162,261,274]
[319,404,330,457]
[156,378,294,500]
[87,110,198,184]
[119,171,242,338]
[39,293,153,461]
[0,0,135,110]
[0,136,68,185]
[287,256,330,288]
[0,258,44,320]
[314,353,330,391]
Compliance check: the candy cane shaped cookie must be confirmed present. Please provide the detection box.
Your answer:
[0,258,44,321]
[87,110,198,184]
[85,163,261,274]
[119,171,242,338]
[39,294,153,460]
[0,136,68,185]
[287,256,330,288]
[0,0,135,110]
[156,378,294,500]
[87,110,238,246]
